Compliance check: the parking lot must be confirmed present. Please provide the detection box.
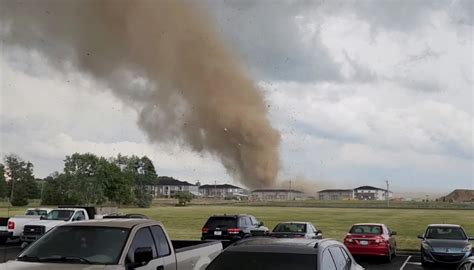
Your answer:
[0,241,460,270]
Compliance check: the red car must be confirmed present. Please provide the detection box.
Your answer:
[344,223,397,262]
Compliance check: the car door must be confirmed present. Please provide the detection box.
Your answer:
[127,226,168,270]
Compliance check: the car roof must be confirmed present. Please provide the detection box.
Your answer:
[352,223,385,226]
[225,237,334,254]
[427,224,462,228]
[210,214,251,218]
[276,221,311,225]
[64,219,160,229]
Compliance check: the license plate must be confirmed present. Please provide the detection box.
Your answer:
[214,231,222,236]
[360,240,368,245]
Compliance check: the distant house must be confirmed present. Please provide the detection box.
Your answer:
[353,186,392,201]
[251,189,304,201]
[318,189,354,200]
[199,184,247,200]
[152,177,200,198]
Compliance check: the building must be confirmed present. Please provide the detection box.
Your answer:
[152,177,200,198]
[318,189,354,200]
[353,186,393,201]
[251,189,304,201]
[199,184,248,200]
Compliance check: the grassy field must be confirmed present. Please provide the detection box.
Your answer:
[2,204,473,251]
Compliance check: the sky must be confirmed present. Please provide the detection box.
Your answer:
[0,0,472,194]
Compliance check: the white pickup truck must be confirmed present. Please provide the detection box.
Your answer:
[21,207,95,243]
[3,219,223,270]
[0,208,52,244]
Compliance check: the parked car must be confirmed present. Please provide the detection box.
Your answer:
[206,237,364,270]
[344,223,397,262]
[0,208,53,244]
[418,224,473,266]
[269,221,323,239]
[21,206,97,243]
[3,219,223,270]
[201,214,268,241]
[458,256,474,270]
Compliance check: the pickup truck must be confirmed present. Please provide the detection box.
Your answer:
[3,219,223,270]
[0,208,52,244]
[21,207,95,243]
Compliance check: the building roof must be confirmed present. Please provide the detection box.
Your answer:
[199,184,244,189]
[354,185,389,192]
[252,189,304,194]
[157,177,194,186]
[318,189,353,193]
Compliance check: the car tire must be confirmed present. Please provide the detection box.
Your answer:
[385,248,393,263]
[0,236,7,244]
[420,253,429,267]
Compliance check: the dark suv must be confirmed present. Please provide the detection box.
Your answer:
[201,214,268,241]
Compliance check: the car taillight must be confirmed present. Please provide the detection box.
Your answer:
[344,236,353,243]
[374,236,387,245]
[227,228,241,234]
[201,227,209,233]
[7,221,14,230]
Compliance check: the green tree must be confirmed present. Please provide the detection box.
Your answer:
[175,191,193,206]
[63,153,105,205]
[98,157,134,206]
[0,164,7,198]
[4,154,39,205]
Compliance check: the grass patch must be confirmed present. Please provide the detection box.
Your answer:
[2,204,473,250]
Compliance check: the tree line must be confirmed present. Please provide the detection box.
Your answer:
[0,153,160,208]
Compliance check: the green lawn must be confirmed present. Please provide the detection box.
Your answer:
[2,205,473,250]
[121,205,474,251]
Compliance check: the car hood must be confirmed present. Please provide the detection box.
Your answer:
[424,239,469,250]
[25,220,67,230]
[1,261,109,270]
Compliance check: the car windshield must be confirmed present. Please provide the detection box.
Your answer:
[206,251,317,270]
[18,226,130,265]
[204,217,237,228]
[43,210,74,221]
[273,223,307,233]
[25,210,48,216]
[426,227,467,240]
[350,225,382,235]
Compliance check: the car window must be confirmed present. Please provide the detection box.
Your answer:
[72,211,85,221]
[322,249,337,270]
[150,226,171,257]
[425,227,467,240]
[273,223,307,233]
[329,247,350,270]
[349,225,382,235]
[250,216,258,225]
[127,227,157,263]
[247,217,253,226]
[207,251,317,270]
[204,217,237,229]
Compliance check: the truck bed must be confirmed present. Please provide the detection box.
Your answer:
[173,240,223,270]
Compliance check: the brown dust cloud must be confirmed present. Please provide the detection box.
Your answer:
[0,0,280,188]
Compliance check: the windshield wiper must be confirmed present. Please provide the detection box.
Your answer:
[17,255,41,262]
[39,255,92,264]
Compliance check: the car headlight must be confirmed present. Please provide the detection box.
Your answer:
[422,243,432,251]
[462,244,472,252]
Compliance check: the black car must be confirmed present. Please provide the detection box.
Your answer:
[418,224,473,266]
[206,237,364,270]
[269,221,323,239]
[458,256,474,270]
[201,214,268,241]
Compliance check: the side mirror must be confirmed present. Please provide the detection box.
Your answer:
[133,247,153,268]
[468,237,474,241]
[40,216,46,220]
[417,235,424,240]
[259,222,264,227]
[316,230,323,235]
[391,231,397,236]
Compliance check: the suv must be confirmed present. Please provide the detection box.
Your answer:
[201,214,268,241]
